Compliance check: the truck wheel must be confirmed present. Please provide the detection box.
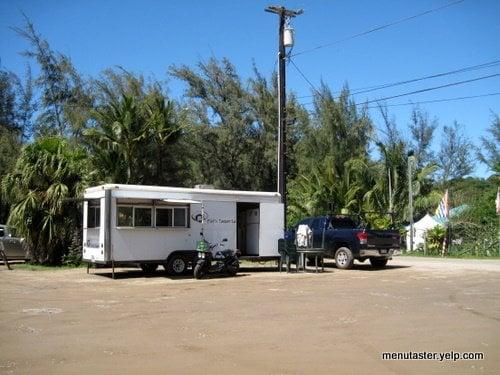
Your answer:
[194,263,205,279]
[166,255,187,275]
[335,247,354,269]
[370,257,388,268]
[140,263,158,273]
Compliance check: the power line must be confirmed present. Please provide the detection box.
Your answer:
[289,59,324,98]
[292,0,465,58]
[352,60,500,96]
[304,91,500,113]
[363,73,500,105]
[366,92,500,109]
[301,73,500,107]
[296,58,500,100]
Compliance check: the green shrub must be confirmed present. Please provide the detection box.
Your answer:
[424,225,446,255]
[62,230,82,266]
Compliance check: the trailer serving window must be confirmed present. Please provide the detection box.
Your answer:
[155,208,172,227]
[135,207,152,227]
[117,203,187,228]
[117,206,153,227]
[155,207,188,228]
[117,206,133,227]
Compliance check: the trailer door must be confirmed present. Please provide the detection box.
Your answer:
[258,202,284,256]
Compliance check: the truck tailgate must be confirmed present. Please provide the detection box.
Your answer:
[367,230,400,248]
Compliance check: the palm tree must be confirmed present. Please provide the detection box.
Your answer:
[364,142,439,228]
[287,157,368,226]
[85,91,183,185]
[85,94,145,183]
[2,137,88,263]
[143,92,182,184]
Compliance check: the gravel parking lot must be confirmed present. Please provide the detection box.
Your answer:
[1,257,499,374]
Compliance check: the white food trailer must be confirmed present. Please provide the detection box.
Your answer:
[82,184,284,276]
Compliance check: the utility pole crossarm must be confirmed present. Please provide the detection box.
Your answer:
[265,6,303,17]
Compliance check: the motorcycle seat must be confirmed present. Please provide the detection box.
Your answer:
[215,250,234,259]
[222,249,235,257]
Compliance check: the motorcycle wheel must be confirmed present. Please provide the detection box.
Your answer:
[194,263,206,279]
[226,261,239,277]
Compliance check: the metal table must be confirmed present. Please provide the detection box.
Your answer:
[296,248,326,273]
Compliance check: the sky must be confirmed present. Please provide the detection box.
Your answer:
[1,0,499,177]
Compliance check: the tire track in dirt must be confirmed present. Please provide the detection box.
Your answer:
[448,293,500,323]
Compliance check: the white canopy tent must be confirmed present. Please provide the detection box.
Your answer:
[406,214,442,250]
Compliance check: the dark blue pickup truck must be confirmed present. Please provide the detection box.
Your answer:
[285,215,400,269]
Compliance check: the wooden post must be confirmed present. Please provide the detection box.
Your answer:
[441,227,447,257]
[424,232,427,256]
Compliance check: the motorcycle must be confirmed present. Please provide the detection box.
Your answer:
[194,234,239,279]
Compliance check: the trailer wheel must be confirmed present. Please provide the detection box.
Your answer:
[140,263,158,273]
[335,247,354,269]
[166,255,187,275]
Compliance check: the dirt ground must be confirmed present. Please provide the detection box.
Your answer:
[1,257,499,375]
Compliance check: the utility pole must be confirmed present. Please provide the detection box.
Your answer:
[407,151,415,253]
[265,5,303,230]
[388,168,393,226]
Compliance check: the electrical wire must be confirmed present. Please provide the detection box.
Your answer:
[366,92,500,109]
[362,73,500,105]
[289,59,324,99]
[292,0,465,57]
[304,91,500,113]
[299,73,500,107]
[296,59,500,100]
